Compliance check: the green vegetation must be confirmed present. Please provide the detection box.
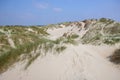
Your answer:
[59,22,71,26]
[0,39,44,73]
[0,36,68,73]
[81,18,120,45]
[103,35,120,44]
[24,53,40,69]
[99,18,108,23]
[55,46,66,53]
[0,26,51,73]
[70,34,79,39]
[63,34,79,45]
[0,25,68,73]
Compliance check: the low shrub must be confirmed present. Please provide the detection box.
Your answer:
[109,49,120,64]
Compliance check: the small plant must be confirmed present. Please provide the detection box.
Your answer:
[56,46,66,53]
[53,37,64,44]
[70,34,79,39]
[99,18,107,23]
[109,49,120,64]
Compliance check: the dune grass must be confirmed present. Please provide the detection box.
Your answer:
[63,35,78,45]
[0,37,47,73]
[0,36,68,73]
[24,53,40,70]
[55,46,66,53]
[0,26,51,73]
[0,40,40,73]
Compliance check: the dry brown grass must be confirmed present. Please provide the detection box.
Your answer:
[109,49,120,64]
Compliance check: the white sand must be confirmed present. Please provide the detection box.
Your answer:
[1,44,120,80]
[47,22,89,40]
[47,26,73,39]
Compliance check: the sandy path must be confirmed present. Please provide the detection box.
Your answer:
[0,44,120,80]
[47,26,72,39]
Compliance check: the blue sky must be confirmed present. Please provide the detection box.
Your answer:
[0,0,120,25]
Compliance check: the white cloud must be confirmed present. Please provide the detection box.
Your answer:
[34,2,63,12]
[53,8,63,12]
[35,2,49,9]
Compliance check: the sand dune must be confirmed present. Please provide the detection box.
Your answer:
[0,20,120,80]
[1,44,120,80]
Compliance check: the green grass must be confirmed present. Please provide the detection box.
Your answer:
[81,19,120,45]
[70,34,79,39]
[55,46,66,53]
[0,35,9,45]
[0,36,68,74]
[0,40,40,73]
[30,26,49,35]
[63,34,78,45]
[53,37,64,44]
[103,35,120,45]
[24,53,40,69]
[0,25,50,74]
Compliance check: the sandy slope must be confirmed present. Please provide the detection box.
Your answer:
[47,26,73,39]
[0,44,120,80]
[0,24,120,80]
